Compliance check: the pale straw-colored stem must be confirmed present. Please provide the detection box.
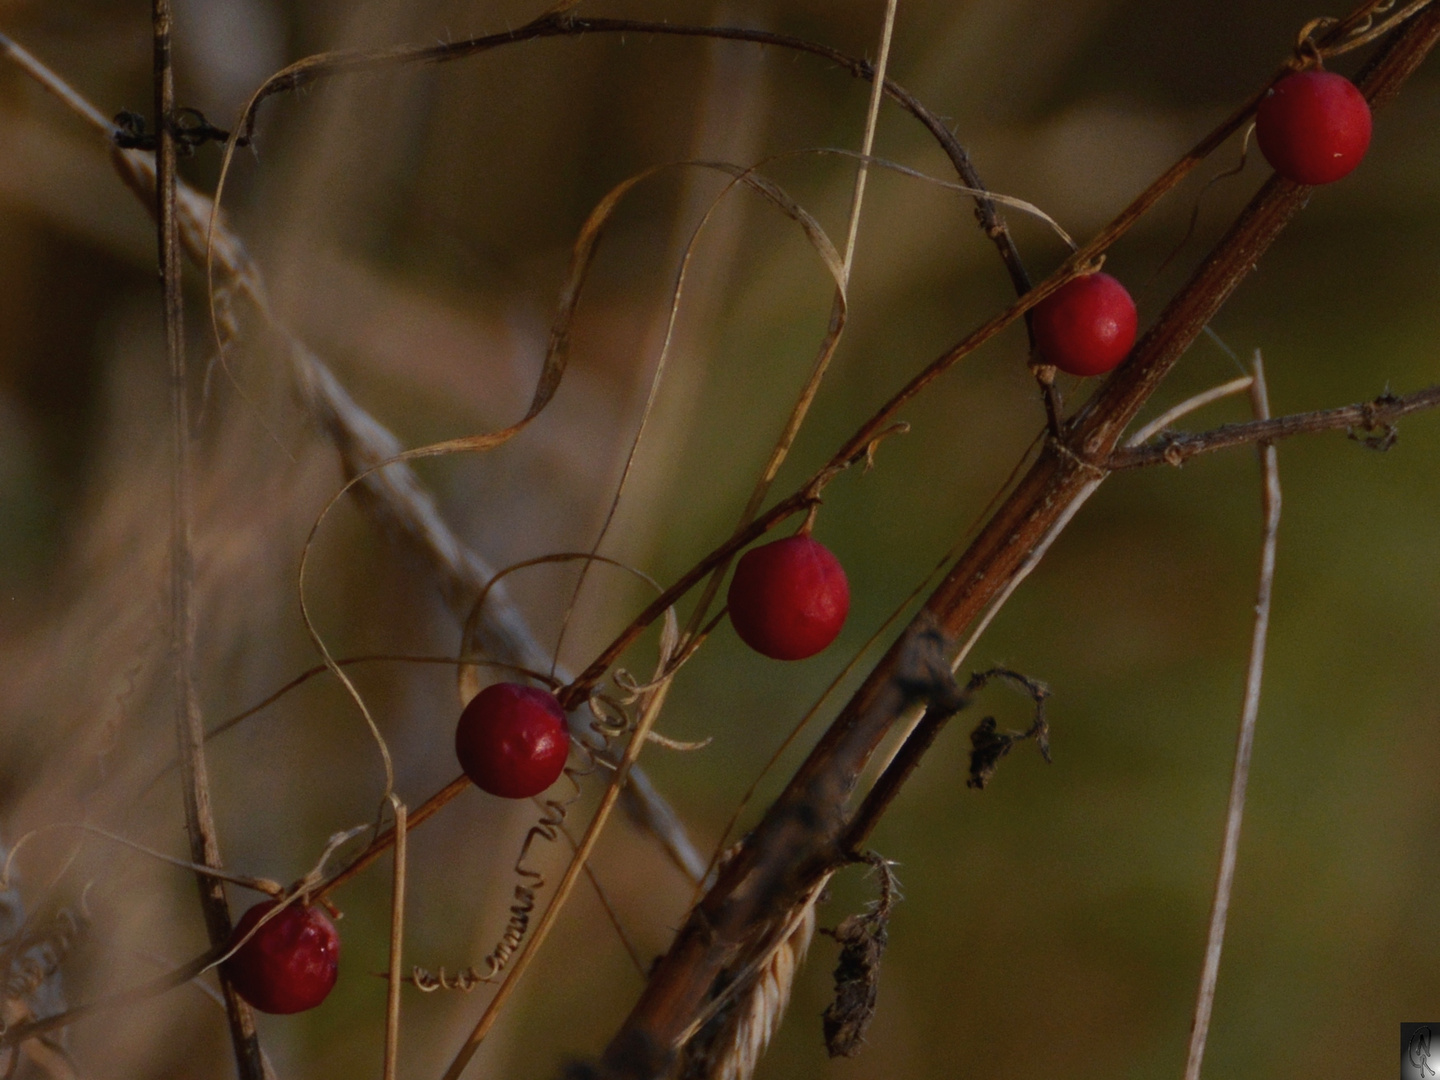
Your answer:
[383,799,408,1080]
[1183,352,1280,1080]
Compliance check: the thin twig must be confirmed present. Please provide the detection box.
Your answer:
[1183,353,1281,1080]
[1106,383,1440,469]
[915,373,1257,687]
[1126,376,1255,447]
[0,945,226,1048]
[315,777,468,902]
[151,1,263,1074]
[222,13,1032,293]
[1324,0,1438,54]
[0,34,115,134]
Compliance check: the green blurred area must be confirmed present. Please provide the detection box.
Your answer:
[0,0,1437,1077]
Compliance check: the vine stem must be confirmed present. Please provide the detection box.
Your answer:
[152,1,264,1075]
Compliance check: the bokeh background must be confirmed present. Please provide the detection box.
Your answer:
[1,0,1438,1077]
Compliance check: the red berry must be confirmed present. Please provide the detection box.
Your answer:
[1256,70,1372,186]
[455,683,570,799]
[727,535,850,661]
[223,900,339,1015]
[1031,272,1137,378]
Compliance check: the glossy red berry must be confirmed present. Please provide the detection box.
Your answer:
[727,535,850,661]
[455,683,570,799]
[1256,70,1372,185]
[223,899,339,1015]
[1031,271,1138,378]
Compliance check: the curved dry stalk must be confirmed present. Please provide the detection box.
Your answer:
[213,12,1034,289]
[283,155,842,811]
[527,155,847,676]
[1182,354,1281,1080]
[462,552,669,701]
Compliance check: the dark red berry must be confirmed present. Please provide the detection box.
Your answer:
[223,899,339,1015]
[727,535,850,661]
[1031,271,1138,378]
[1256,70,1372,186]
[455,683,570,799]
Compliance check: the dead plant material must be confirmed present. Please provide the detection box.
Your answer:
[821,853,899,1059]
[966,692,1052,792]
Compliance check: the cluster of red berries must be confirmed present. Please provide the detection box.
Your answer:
[218,61,1379,1028]
[447,537,852,805]
[1028,71,1369,380]
[440,66,1378,834]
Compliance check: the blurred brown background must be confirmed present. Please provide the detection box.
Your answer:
[0,0,1438,1077]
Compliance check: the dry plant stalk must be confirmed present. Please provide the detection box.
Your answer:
[1183,355,1281,1080]
[148,0,264,1074]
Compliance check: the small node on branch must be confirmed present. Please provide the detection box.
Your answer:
[112,107,230,155]
[1349,391,1403,450]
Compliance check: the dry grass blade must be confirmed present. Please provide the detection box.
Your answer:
[1182,354,1280,1080]
[1,824,280,895]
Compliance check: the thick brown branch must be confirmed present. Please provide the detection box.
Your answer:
[595,8,1440,1078]
[1107,385,1440,469]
